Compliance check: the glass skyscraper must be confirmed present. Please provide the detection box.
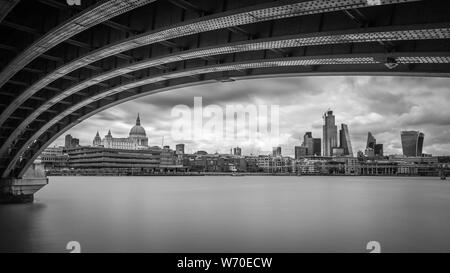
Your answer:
[272,147,282,157]
[367,132,376,149]
[339,124,353,157]
[233,147,242,156]
[374,144,383,157]
[401,131,425,157]
[303,132,314,156]
[323,110,338,156]
[295,146,308,159]
[366,132,383,157]
[313,138,321,157]
[302,132,321,156]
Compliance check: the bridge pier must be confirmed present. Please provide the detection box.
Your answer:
[0,160,48,204]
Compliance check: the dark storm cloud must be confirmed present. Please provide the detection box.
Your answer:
[359,89,413,116]
[136,76,326,109]
[400,108,450,127]
[54,76,450,156]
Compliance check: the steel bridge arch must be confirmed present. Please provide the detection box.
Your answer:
[2,23,450,164]
[0,0,421,128]
[9,66,450,179]
[1,0,450,178]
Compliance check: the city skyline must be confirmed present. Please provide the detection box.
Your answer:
[56,109,432,158]
[51,76,450,156]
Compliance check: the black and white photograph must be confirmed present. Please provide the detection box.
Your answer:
[0,0,450,261]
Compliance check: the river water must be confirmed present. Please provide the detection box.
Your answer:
[0,176,449,253]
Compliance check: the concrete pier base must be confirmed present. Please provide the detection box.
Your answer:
[0,160,48,204]
[0,177,48,204]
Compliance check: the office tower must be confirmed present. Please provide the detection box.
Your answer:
[323,110,338,156]
[65,134,73,149]
[65,134,79,148]
[175,144,185,155]
[374,144,384,157]
[302,132,321,156]
[71,138,80,147]
[367,132,376,149]
[366,132,384,157]
[312,138,321,156]
[303,132,314,155]
[339,124,353,157]
[401,131,425,157]
[332,147,345,157]
[272,147,282,157]
[295,146,308,159]
[365,148,375,158]
[233,147,242,156]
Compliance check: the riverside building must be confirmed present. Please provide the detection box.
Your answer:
[93,114,149,150]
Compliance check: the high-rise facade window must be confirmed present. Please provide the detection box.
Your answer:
[374,144,384,157]
[65,134,79,148]
[323,110,338,156]
[272,147,282,157]
[176,144,185,155]
[339,124,353,157]
[295,146,308,159]
[65,134,73,149]
[312,138,321,156]
[302,132,321,156]
[401,131,425,157]
[233,147,242,156]
[367,132,376,149]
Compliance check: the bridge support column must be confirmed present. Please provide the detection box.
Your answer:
[0,161,48,204]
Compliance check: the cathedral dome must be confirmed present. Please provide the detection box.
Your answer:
[129,114,147,137]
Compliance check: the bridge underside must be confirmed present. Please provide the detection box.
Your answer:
[0,0,450,202]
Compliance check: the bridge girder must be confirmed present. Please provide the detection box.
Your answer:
[4,50,450,178]
[0,0,156,89]
[0,0,20,23]
[0,0,426,128]
[1,0,450,178]
[2,23,450,162]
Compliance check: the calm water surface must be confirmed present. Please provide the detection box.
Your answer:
[1,176,450,253]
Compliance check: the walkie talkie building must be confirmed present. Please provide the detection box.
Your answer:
[401,131,425,157]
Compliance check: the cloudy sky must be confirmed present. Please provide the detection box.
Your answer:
[53,76,450,156]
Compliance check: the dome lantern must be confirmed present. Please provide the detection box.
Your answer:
[129,114,146,137]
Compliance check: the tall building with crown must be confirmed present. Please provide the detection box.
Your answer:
[92,114,149,150]
[323,110,338,156]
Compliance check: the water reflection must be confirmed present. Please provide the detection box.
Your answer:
[0,203,47,252]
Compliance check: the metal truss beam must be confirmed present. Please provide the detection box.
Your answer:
[168,0,204,14]
[2,50,450,178]
[0,0,19,23]
[8,61,450,178]
[0,0,157,90]
[0,0,422,130]
[36,0,142,34]
[1,23,449,163]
